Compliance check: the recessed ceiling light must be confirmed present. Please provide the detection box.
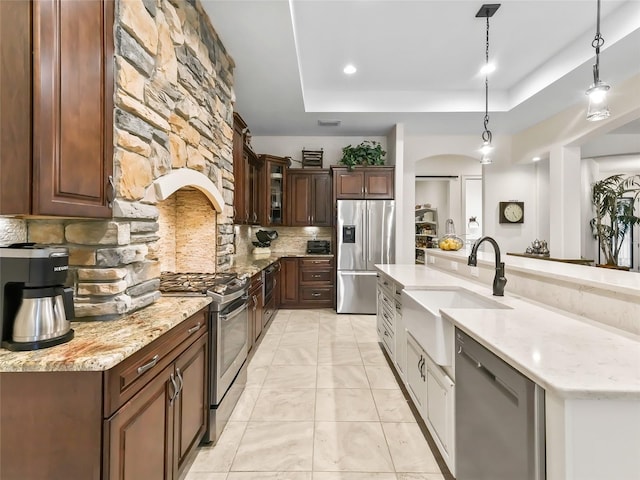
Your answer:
[343,64,357,75]
[532,156,541,162]
[318,119,341,127]
[480,63,496,75]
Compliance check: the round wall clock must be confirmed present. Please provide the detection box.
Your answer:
[499,201,524,224]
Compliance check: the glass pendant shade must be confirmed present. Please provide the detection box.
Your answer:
[479,141,493,156]
[586,81,610,121]
[480,155,492,165]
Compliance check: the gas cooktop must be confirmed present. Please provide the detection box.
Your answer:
[160,272,248,301]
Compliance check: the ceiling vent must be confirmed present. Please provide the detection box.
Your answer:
[317,119,341,127]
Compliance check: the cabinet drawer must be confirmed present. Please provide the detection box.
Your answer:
[300,286,333,302]
[300,257,333,269]
[381,322,394,356]
[300,269,333,284]
[263,296,276,326]
[249,272,263,292]
[104,309,208,417]
[380,304,394,330]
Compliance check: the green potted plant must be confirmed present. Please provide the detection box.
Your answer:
[340,140,386,169]
[590,173,640,267]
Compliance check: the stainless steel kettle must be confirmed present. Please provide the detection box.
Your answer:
[12,286,74,344]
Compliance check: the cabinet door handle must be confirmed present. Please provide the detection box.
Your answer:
[176,367,184,395]
[137,354,159,375]
[169,373,178,405]
[107,175,115,208]
[312,274,321,278]
[252,294,258,311]
[273,278,277,288]
[311,292,321,297]
[187,323,202,335]
[383,330,389,337]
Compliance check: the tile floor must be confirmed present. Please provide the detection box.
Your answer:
[185,309,447,480]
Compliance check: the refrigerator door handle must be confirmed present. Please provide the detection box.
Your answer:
[361,207,366,266]
[367,204,372,265]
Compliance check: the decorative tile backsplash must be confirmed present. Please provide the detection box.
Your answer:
[235,225,333,256]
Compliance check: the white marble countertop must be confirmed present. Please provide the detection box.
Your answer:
[376,263,640,400]
[0,296,211,373]
[427,248,640,298]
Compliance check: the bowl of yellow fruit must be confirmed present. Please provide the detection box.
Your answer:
[438,234,464,251]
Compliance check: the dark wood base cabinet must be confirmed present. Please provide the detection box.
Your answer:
[279,257,335,309]
[248,272,264,349]
[0,309,208,480]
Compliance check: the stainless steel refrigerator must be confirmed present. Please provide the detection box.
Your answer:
[336,199,395,313]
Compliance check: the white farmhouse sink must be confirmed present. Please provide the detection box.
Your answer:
[402,288,510,366]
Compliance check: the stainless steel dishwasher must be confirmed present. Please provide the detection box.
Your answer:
[455,329,545,480]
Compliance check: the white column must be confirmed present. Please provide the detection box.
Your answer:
[549,145,581,258]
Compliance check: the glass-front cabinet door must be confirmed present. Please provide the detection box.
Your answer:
[260,154,290,226]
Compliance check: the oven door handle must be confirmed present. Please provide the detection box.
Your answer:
[220,302,248,322]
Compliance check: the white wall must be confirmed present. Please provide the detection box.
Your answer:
[535,159,551,246]
[581,158,599,262]
[464,177,482,240]
[251,135,387,168]
[388,125,405,264]
[482,161,540,254]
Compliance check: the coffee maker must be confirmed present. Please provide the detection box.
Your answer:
[0,243,75,351]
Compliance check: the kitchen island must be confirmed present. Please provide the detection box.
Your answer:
[375,259,640,480]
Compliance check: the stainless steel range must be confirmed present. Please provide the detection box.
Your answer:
[160,272,249,444]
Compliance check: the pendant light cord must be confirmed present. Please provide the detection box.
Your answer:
[592,0,605,81]
[482,13,492,144]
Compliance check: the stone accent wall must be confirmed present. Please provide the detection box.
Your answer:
[25,0,235,320]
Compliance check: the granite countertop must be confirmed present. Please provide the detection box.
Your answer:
[376,264,640,400]
[229,252,334,277]
[0,296,211,373]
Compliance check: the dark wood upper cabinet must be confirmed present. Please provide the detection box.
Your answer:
[286,169,332,226]
[260,154,290,227]
[0,0,114,217]
[232,113,247,224]
[233,112,262,225]
[332,166,395,200]
[0,0,32,214]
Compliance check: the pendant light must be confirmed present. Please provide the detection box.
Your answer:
[476,4,500,164]
[586,0,610,121]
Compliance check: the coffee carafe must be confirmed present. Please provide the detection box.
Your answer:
[0,243,75,351]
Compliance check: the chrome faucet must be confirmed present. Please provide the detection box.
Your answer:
[467,236,507,296]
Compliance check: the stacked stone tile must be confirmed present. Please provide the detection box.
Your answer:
[26,0,235,319]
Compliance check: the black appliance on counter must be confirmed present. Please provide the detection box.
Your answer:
[0,243,75,351]
[159,272,249,445]
[307,240,331,254]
